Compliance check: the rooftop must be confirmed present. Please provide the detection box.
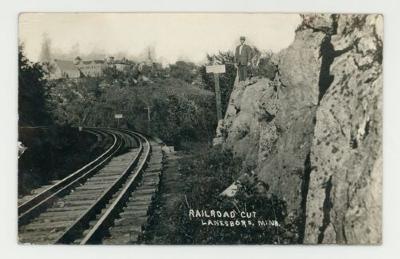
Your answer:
[54,59,80,73]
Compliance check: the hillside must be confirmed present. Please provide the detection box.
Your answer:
[217,14,383,244]
[47,77,217,148]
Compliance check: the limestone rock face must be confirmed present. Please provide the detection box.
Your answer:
[220,24,326,232]
[304,14,383,244]
[219,14,382,244]
[221,78,278,169]
[257,28,325,218]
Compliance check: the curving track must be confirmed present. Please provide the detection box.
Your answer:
[18,128,163,245]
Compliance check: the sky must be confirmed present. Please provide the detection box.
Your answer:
[19,13,301,65]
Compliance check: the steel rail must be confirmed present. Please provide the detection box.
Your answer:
[55,129,146,244]
[79,130,151,244]
[18,129,122,225]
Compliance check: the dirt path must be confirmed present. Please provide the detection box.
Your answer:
[141,147,184,244]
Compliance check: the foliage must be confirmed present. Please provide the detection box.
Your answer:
[46,77,102,125]
[18,45,52,126]
[169,61,198,83]
[101,62,168,87]
[147,146,297,244]
[47,75,217,148]
[253,50,278,80]
[42,47,278,149]
[102,66,130,86]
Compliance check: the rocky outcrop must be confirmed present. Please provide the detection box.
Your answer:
[218,14,382,244]
[304,14,383,244]
[221,77,278,170]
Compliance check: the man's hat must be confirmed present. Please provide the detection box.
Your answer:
[240,36,246,40]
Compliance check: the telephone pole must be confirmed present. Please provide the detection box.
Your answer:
[144,105,151,133]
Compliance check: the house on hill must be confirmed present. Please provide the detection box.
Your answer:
[74,57,106,77]
[51,59,81,79]
[49,56,133,79]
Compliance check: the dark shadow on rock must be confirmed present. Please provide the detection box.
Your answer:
[318,32,355,103]
[298,152,312,243]
[317,175,333,243]
[318,35,336,102]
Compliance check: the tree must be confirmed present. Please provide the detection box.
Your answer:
[253,50,277,80]
[39,33,52,63]
[19,44,51,126]
[102,66,126,85]
[169,61,198,83]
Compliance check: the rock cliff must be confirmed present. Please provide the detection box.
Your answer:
[218,14,382,244]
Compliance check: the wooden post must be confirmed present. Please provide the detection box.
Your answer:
[114,114,123,128]
[206,64,226,122]
[214,73,223,121]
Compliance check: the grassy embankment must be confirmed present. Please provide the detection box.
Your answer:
[143,143,297,244]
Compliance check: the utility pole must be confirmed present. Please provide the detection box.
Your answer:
[144,105,151,133]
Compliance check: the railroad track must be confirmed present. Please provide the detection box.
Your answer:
[18,128,164,245]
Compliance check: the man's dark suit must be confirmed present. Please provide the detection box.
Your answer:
[235,44,252,81]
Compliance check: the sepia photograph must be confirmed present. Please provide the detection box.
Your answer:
[17,12,383,245]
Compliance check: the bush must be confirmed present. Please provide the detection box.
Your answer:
[159,146,297,244]
[254,56,278,80]
[169,61,198,83]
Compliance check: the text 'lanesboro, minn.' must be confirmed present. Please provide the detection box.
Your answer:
[188,209,280,228]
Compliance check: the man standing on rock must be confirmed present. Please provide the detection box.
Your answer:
[235,36,253,82]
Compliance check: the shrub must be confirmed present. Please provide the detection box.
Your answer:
[160,146,297,244]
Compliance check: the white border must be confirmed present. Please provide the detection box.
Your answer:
[1,0,399,259]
